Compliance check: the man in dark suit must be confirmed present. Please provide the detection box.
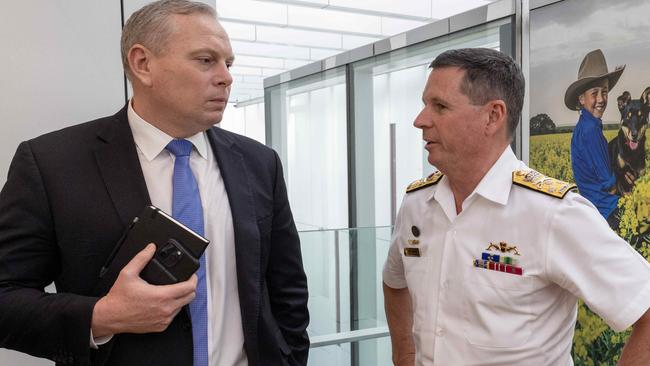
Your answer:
[0,1,309,365]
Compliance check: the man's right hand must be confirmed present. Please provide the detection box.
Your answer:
[91,244,197,338]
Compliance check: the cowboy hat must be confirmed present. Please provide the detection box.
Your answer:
[564,49,625,110]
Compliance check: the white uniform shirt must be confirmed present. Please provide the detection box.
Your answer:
[128,101,248,366]
[383,147,650,365]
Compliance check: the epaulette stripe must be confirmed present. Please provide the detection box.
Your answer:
[512,170,576,199]
[512,180,577,199]
[406,171,443,193]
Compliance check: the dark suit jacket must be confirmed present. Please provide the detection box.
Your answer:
[0,106,309,366]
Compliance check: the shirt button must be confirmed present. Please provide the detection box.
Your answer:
[436,327,445,337]
[441,280,449,289]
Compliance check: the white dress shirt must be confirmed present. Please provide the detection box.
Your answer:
[123,101,248,365]
[383,147,650,365]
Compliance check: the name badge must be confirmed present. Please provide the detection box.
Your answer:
[403,248,421,257]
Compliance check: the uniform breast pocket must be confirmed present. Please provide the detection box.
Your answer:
[462,266,534,348]
[402,247,429,280]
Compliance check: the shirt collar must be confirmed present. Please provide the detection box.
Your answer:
[430,146,521,207]
[580,108,603,126]
[473,147,521,205]
[127,99,209,161]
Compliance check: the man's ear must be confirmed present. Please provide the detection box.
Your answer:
[484,100,507,137]
[127,44,154,87]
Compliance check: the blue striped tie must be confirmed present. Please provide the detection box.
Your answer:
[166,139,208,366]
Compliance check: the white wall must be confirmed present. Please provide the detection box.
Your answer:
[0,1,124,364]
[0,1,125,185]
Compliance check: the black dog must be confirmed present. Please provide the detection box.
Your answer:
[608,87,650,194]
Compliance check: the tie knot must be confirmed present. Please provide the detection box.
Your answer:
[166,139,193,157]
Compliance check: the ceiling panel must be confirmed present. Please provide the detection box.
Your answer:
[287,6,381,35]
[342,34,382,49]
[216,0,288,25]
[380,17,428,36]
[234,55,285,69]
[430,0,492,20]
[222,0,498,103]
[256,25,342,49]
[231,40,311,59]
[283,59,311,69]
[220,20,256,40]
[229,65,263,76]
[262,68,287,76]
[309,48,341,60]
[330,0,431,18]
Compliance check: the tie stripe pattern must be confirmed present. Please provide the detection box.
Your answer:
[166,139,208,366]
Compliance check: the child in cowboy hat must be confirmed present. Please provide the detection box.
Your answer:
[567,49,626,228]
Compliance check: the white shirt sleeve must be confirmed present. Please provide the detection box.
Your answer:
[89,329,113,349]
[546,193,650,331]
[383,196,407,289]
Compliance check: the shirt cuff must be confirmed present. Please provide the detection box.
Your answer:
[382,267,407,289]
[608,277,650,332]
[89,328,113,349]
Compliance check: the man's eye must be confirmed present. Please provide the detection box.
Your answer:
[198,58,213,64]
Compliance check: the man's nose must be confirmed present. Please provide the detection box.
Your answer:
[413,109,428,129]
[214,63,233,87]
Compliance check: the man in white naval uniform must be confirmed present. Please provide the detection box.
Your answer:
[383,48,650,366]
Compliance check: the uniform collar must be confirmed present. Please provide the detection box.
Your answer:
[473,147,520,205]
[430,146,520,208]
[127,99,209,162]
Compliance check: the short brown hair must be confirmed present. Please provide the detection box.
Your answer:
[121,0,216,80]
[430,48,525,140]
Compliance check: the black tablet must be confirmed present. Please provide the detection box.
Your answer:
[97,206,209,291]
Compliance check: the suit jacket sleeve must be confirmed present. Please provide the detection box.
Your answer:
[266,150,310,365]
[0,141,98,365]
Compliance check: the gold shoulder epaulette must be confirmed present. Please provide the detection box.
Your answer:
[406,171,444,193]
[512,169,576,199]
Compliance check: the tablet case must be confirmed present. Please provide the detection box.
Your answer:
[96,205,209,293]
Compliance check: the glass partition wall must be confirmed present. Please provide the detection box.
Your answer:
[266,68,349,231]
[266,67,352,365]
[265,8,514,365]
[219,101,266,144]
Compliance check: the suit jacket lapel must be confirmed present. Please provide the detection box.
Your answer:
[90,107,153,361]
[94,106,151,228]
[207,127,260,361]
